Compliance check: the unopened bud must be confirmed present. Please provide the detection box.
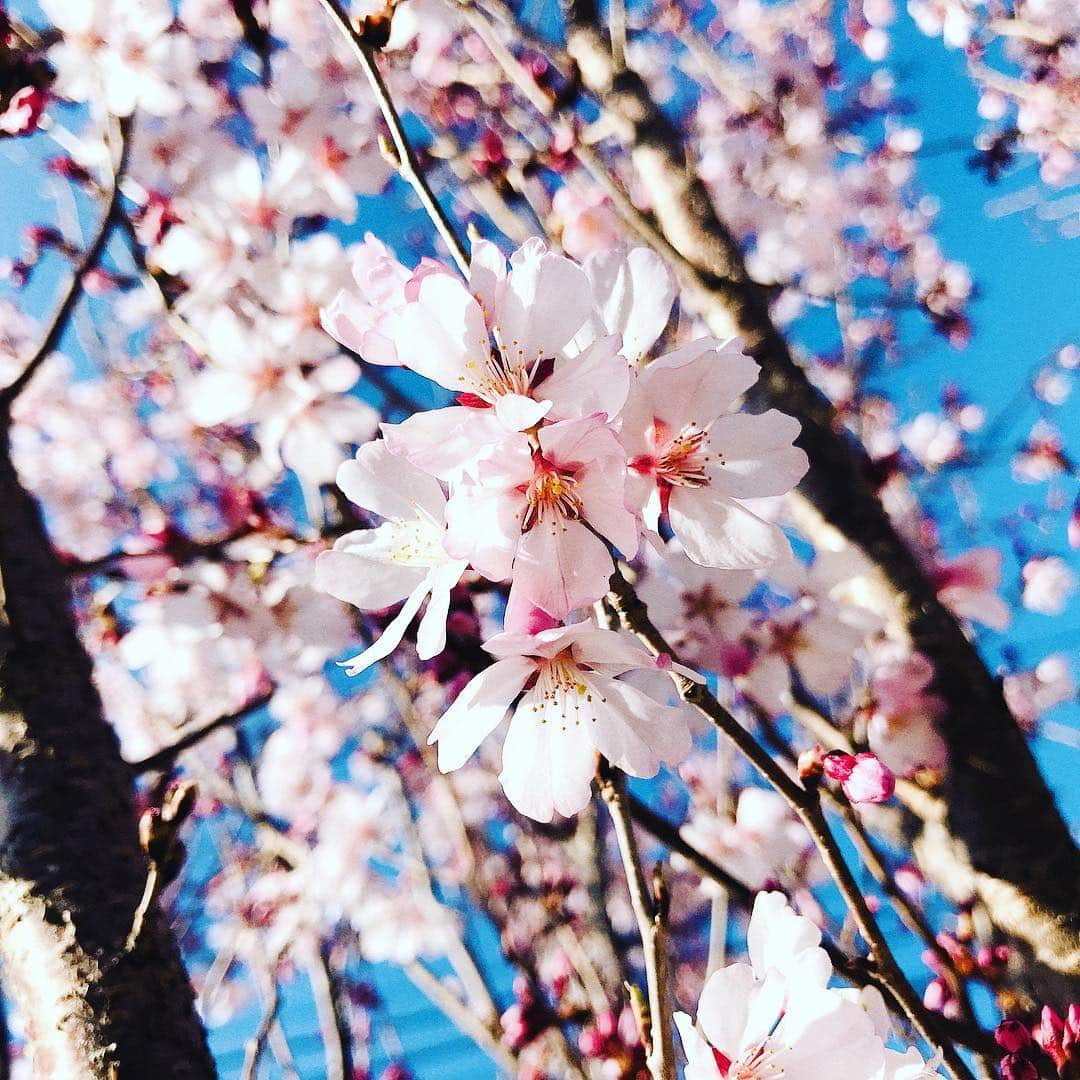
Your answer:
[798,745,826,783]
[999,1053,1038,1080]
[841,753,895,804]
[995,1020,1032,1054]
[822,750,856,782]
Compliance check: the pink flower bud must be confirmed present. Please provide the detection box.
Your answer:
[999,1054,1038,1080]
[1065,1002,1080,1047]
[995,1020,1032,1054]
[1035,1006,1069,1071]
[822,750,856,782]
[840,753,895,803]
[0,85,47,136]
[923,977,949,1013]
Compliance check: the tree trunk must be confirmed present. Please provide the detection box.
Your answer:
[0,422,216,1079]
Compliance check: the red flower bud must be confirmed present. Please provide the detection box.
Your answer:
[995,1020,1032,1054]
[999,1054,1038,1080]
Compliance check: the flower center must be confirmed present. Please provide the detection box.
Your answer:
[387,509,447,567]
[521,465,583,532]
[656,425,716,487]
[529,656,605,729]
[462,338,549,404]
[713,1041,779,1079]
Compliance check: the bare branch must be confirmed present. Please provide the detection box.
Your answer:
[127,689,276,774]
[597,761,676,1080]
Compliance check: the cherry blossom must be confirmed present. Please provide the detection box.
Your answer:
[1021,556,1078,616]
[429,622,694,821]
[315,440,467,673]
[674,892,888,1080]
[622,337,808,569]
[863,643,948,776]
[443,414,639,621]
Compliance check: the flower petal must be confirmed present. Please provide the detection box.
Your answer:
[705,411,808,500]
[339,578,430,676]
[499,691,598,821]
[337,439,446,522]
[314,536,427,610]
[429,656,535,771]
[668,487,791,569]
[500,239,594,359]
[585,246,676,363]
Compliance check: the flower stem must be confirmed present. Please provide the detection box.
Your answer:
[317,0,472,276]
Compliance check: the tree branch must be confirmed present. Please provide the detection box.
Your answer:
[128,689,275,775]
[552,3,1080,986]
[605,570,976,1080]
[0,118,129,416]
[0,118,214,1076]
[597,761,675,1080]
[317,0,471,276]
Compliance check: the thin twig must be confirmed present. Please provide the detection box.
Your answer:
[317,0,471,275]
[404,962,518,1076]
[309,946,351,1080]
[241,972,280,1080]
[597,761,675,1080]
[128,689,276,774]
[0,117,130,415]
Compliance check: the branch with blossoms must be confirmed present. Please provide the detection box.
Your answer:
[416,0,1080,986]
[308,145,977,1077]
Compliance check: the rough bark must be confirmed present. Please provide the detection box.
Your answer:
[0,419,216,1078]
[562,11,1080,987]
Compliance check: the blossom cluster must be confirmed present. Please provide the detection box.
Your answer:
[677,891,944,1078]
[316,236,810,820]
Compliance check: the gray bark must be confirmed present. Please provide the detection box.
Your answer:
[0,421,216,1079]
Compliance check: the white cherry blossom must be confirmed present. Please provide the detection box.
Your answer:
[315,441,466,673]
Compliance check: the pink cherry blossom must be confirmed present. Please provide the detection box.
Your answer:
[443,414,639,621]
[931,547,1011,631]
[621,337,807,569]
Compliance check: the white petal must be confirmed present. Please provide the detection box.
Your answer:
[390,273,490,391]
[381,407,508,481]
[494,392,552,431]
[668,487,791,569]
[639,338,760,430]
[339,579,429,676]
[429,656,535,770]
[585,246,676,362]
[337,440,446,522]
[415,562,465,660]
[511,519,613,619]
[706,411,808,500]
[540,334,630,422]
[499,691,598,821]
[587,673,692,777]
[314,539,426,610]
[499,239,594,359]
